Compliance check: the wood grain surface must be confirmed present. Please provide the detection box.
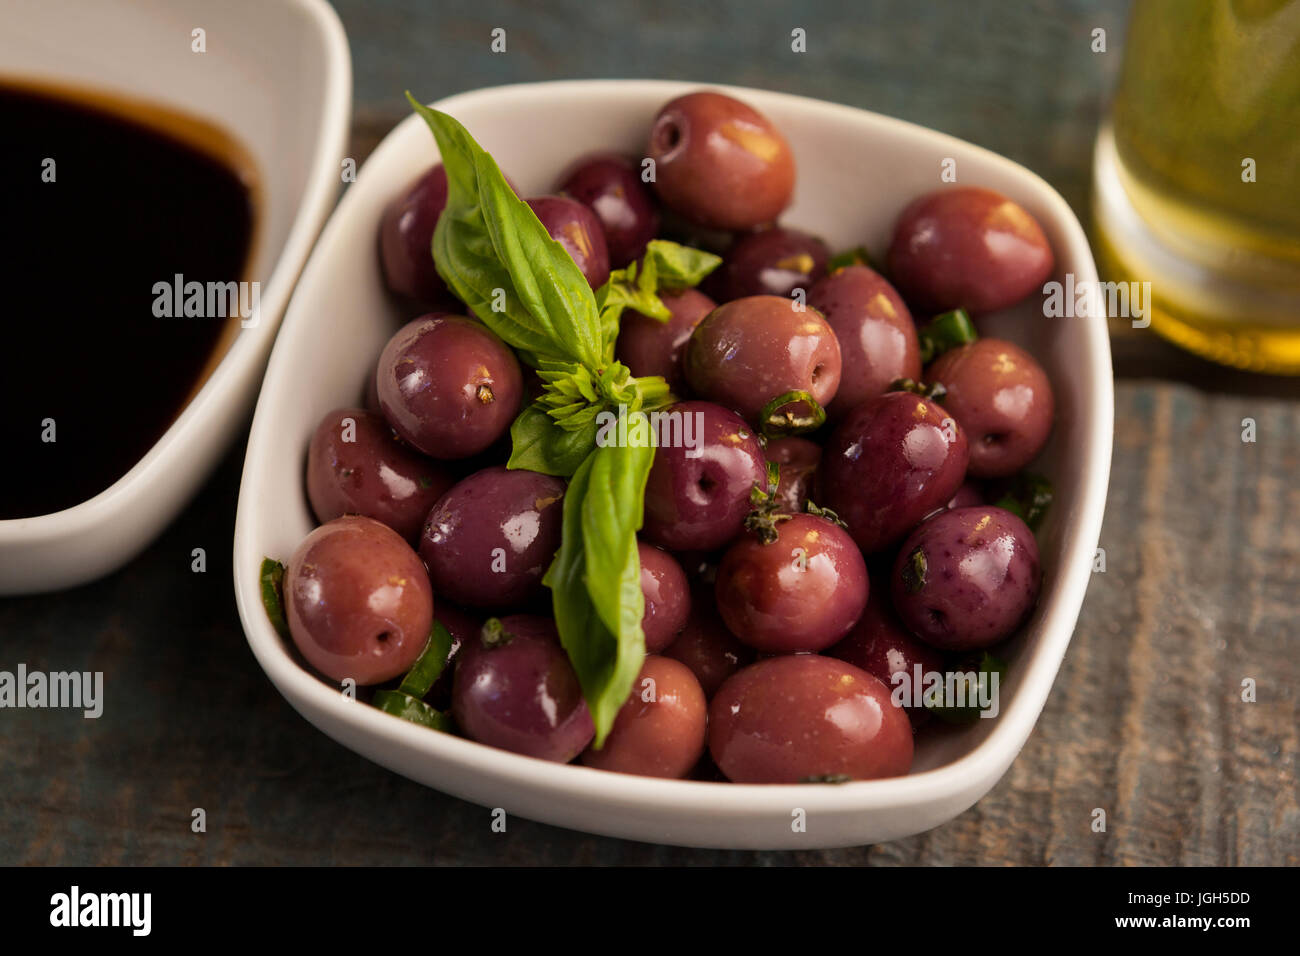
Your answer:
[2,0,1298,865]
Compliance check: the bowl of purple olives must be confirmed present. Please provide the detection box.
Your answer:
[233,80,1112,849]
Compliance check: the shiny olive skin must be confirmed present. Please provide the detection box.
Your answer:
[556,153,660,266]
[451,615,595,762]
[420,466,565,609]
[615,288,716,393]
[284,515,434,685]
[642,401,767,552]
[822,391,970,554]
[924,338,1054,478]
[708,655,913,783]
[807,265,921,420]
[886,187,1054,314]
[827,572,944,716]
[662,590,756,697]
[427,602,481,709]
[715,514,868,654]
[306,407,454,543]
[684,295,842,428]
[713,226,829,301]
[891,506,1041,651]
[376,314,523,459]
[639,542,691,653]
[764,436,821,513]
[580,655,707,778]
[378,164,456,307]
[526,196,611,288]
[647,91,795,231]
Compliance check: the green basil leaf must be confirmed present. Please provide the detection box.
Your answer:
[598,267,669,322]
[641,239,722,290]
[543,438,653,747]
[405,94,603,369]
[594,260,665,352]
[507,403,597,477]
[580,432,653,638]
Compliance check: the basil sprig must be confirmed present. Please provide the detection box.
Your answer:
[596,241,721,347]
[544,439,654,743]
[407,94,718,744]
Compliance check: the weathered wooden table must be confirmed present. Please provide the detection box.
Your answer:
[2,0,1297,865]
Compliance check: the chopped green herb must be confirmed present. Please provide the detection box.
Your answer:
[917,308,977,364]
[992,472,1054,531]
[259,558,290,640]
[396,621,454,699]
[758,389,827,438]
[372,690,454,732]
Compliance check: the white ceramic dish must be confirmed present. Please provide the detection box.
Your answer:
[0,0,350,594]
[233,80,1112,849]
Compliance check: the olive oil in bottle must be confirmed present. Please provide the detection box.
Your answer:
[1094,0,1300,372]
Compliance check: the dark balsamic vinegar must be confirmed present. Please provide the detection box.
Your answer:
[0,82,257,519]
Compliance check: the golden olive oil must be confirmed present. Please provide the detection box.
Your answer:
[1095,0,1300,372]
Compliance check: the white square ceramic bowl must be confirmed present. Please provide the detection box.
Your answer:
[233,80,1113,850]
[0,0,350,594]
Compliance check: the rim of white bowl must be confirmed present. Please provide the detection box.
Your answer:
[234,79,1113,816]
[0,0,352,550]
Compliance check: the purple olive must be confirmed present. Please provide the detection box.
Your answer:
[925,338,1054,478]
[451,615,595,762]
[641,401,767,552]
[886,187,1054,314]
[827,572,944,717]
[419,466,565,609]
[376,314,523,460]
[714,513,868,654]
[764,436,821,513]
[708,655,913,783]
[684,295,842,430]
[712,226,829,300]
[615,287,716,393]
[663,589,757,698]
[647,91,795,231]
[526,195,611,288]
[306,407,454,543]
[807,265,921,420]
[891,505,1041,650]
[821,391,970,554]
[556,152,660,266]
[579,655,707,778]
[638,542,691,653]
[284,516,433,685]
[378,164,457,307]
